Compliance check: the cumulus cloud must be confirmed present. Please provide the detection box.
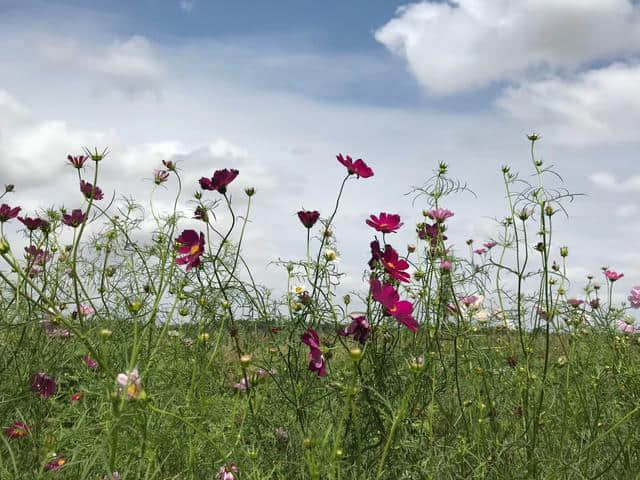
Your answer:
[588,171,640,192]
[496,63,640,145]
[375,0,640,95]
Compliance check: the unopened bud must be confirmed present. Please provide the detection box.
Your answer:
[349,347,363,362]
[244,187,256,197]
[560,246,568,257]
[0,236,10,254]
[4,184,14,193]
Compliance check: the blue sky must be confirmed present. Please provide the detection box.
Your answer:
[1,0,640,305]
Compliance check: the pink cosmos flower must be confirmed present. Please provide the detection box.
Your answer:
[336,154,373,178]
[233,377,250,392]
[79,304,95,317]
[154,169,170,185]
[82,354,98,370]
[297,210,320,229]
[18,216,44,230]
[473,248,487,255]
[4,421,31,439]
[370,278,418,332]
[617,319,637,334]
[116,367,144,399]
[382,245,410,283]
[199,169,239,194]
[567,298,584,308]
[483,241,497,249]
[67,154,88,168]
[628,286,640,309]
[217,463,238,480]
[175,230,205,271]
[24,246,49,265]
[80,180,104,200]
[301,328,327,377]
[338,315,371,344]
[62,209,87,227]
[45,456,67,471]
[605,270,624,282]
[426,208,454,223]
[31,372,57,398]
[440,260,453,271]
[0,204,20,222]
[366,213,403,234]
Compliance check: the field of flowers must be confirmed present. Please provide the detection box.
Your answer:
[2,136,640,479]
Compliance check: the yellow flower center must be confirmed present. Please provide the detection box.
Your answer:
[189,244,200,255]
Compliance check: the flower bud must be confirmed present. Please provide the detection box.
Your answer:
[240,354,253,365]
[545,205,555,217]
[5,184,14,193]
[527,133,540,142]
[407,244,416,253]
[127,300,143,314]
[244,187,256,197]
[0,236,10,254]
[349,347,363,362]
[343,294,351,305]
[99,329,113,338]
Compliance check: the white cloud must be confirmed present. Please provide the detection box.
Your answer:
[589,171,640,192]
[375,0,640,95]
[615,204,638,218]
[496,63,640,145]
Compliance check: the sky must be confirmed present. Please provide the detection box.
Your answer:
[1,0,640,305]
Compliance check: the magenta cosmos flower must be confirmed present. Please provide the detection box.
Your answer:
[175,230,205,271]
[301,328,327,377]
[338,314,371,344]
[628,286,640,308]
[336,153,373,178]
[440,259,453,271]
[567,298,584,308]
[370,278,418,332]
[382,245,410,283]
[0,204,21,222]
[426,208,454,223]
[25,246,48,265]
[18,216,44,231]
[297,210,320,229]
[199,168,239,194]
[31,372,57,398]
[366,213,403,234]
[605,270,624,282]
[473,248,487,255]
[417,222,446,246]
[483,241,497,249]
[67,154,88,169]
[82,354,98,370]
[80,180,104,200]
[154,169,170,185]
[62,209,87,227]
[4,421,31,439]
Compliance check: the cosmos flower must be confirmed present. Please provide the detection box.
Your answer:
[628,286,640,309]
[366,213,403,234]
[80,180,104,200]
[0,204,20,223]
[483,241,497,249]
[62,209,87,228]
[297,210,320,229]
[79,305,95,317]
[425,208,454,223]
[369,278,418,332]
[473,248,487,255]
[617,319,637,334]
[175,230,205,271]
[154,169,170,185]
[336,154,373,178]
[605,270,624,282]
[71,391,83,403]
[382,245,410,283]
[440,260,453,271]
[44,456,67,471]
[417,222,446,246]
[82,354,98,370]
[217,463,238,480]
[301,328,327,377]
[567,298,584,308]
[116,367,144,400]
[3,421,31,439]
[67,154,88,168]
[31,372,57,398]
[338,315,371,344]
[24,246,49,265]
[199,169,239,194]
[18,216,44,230]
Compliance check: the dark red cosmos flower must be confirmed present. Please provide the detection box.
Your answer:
[0,204,21,222]
[370,278,418,332]
[175,230,205,271]
[18,216,43,230]
[336,154,373,178]
[301,328,326,377]
[338,315,371,344]
[67,154,88,169]
[199,169,239,194]
[589,299,600,309]
[366,213,403,234]
[82,354,98,370]
[417,223,446,246]
[71,391,83,403]
[368,239,383,269]
[382,245,410,283]
[62,209,86,228]
[80,180,104,200]
[297,210,320,229]
[4,421,31,439]
[31,372,57,398]
[45,456,66,471]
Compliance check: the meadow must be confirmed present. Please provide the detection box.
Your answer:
[1,136,640,479]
